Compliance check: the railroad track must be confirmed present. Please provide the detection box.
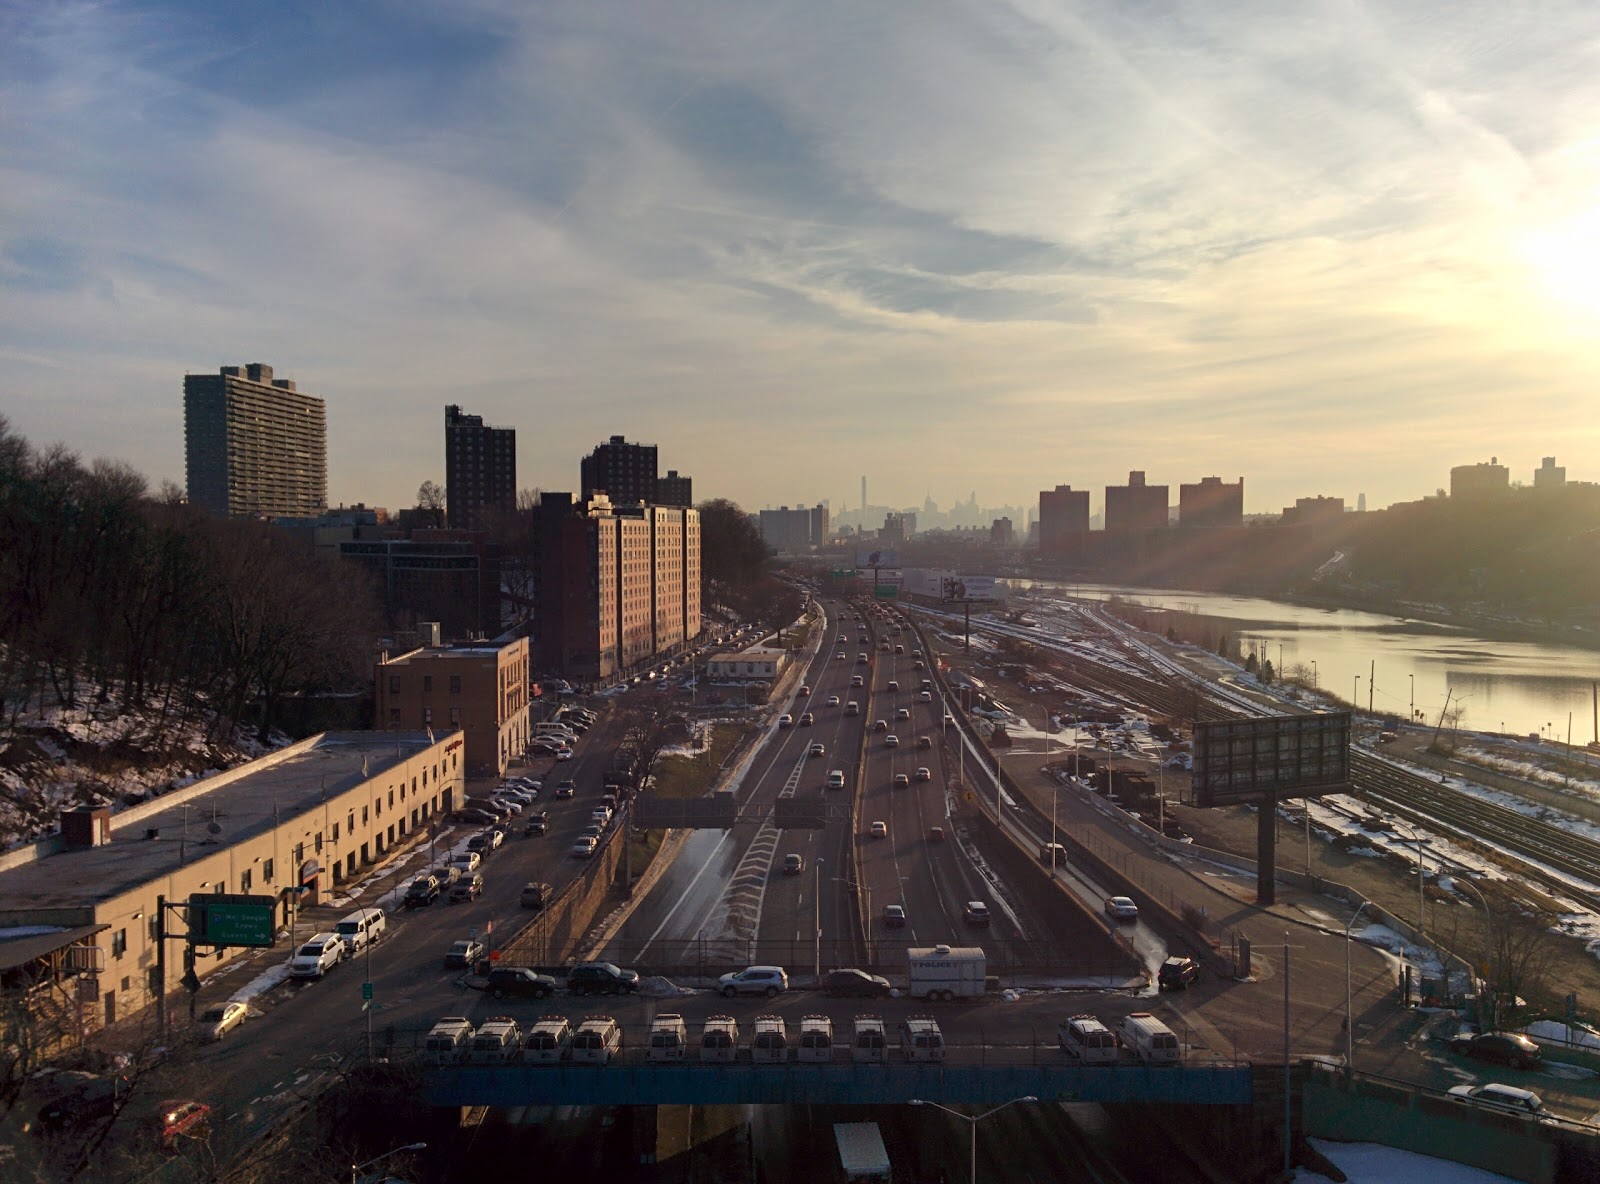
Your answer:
[934,603,1600,910]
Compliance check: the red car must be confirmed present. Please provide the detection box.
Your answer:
[153,1100,210,1150]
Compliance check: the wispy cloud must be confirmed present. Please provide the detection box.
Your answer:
[3,0,1599,514]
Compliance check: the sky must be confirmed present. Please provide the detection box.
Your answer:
[4,1,1600,519]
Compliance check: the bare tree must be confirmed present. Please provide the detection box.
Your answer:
[1487,907,1560,1025]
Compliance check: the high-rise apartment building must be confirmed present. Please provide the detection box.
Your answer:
[444,405,516,530]
[580,435,658,506]
[759,505,825,553]
[1178,476,1244,529]
[534,493,701,680]
[1038,484,1090,557]
[1534,457,1567,489]
[1104,471,1169,533]
[184,364,326,517]
[1450,457,1510,500]
[655,469,694,507]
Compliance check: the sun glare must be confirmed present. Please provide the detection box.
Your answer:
[1524,206,1600,327]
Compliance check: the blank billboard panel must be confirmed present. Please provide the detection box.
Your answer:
[1191,713,1351,808]
[633,795,740,829]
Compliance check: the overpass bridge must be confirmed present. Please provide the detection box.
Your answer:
[421,1059,1254,1108]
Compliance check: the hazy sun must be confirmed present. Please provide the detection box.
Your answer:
[1524,206,1600,325]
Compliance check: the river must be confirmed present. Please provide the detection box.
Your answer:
[1012,582,1600,744]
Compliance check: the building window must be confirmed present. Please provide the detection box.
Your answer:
[294,842,305,864]
[314,832,323,853]
[112,929,127,959]
[240,869,252,892]
[332,823,339,842]
[362,806,368,825]
[388,675,400,694]
[450,707,461,725]
[263,857,275,883]
[450,675,462,694]
[423,707,432,725]
[423,674,433,692]
[388,708,401,725]
[148,915,159,942]
[387,790,394,808]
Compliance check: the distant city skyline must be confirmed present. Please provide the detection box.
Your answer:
[5,3,1599,513]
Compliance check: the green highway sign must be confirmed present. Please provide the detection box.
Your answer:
[187,893,276,948]
[362,981,374,1001]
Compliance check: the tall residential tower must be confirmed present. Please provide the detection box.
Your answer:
[184,364,327,517]
[444,404,517,530]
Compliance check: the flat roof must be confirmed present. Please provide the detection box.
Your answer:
[0,733,437,911]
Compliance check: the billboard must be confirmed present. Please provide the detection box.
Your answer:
[856,549,900,568]
[941,574,997,602]
[856,568,901,587]
[1191,712,1351,808]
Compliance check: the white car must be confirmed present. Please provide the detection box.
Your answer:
[490,797,523,815]
[826,695,840,707]
[288,933,345,979]
[1446,1083,1547,1119]
[198,1000,249,1040]
[555,747,574,761]
[452,851,482,874]
[571,835,598,858]
[870,821,888,839]
[1104,896,1139,921]
[884,734,899,747]
[718,966,789,998]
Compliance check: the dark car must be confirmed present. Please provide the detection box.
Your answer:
[1158,955,1201,991]
[519,881,553,910]
[486,966,558,1000]
[524,810,550,836]
[403,876,440,908]
[33,1076,125,1135]
[1452,1031,1543,1070]
[566,961,641,995]
[454,807,497,824]
[824,968,892,998]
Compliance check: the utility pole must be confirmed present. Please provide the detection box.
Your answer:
[1368,659,1374,715]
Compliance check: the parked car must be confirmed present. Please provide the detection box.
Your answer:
[486,966,558,1000]
[445,938,485,968]
[554,746,574,761]
[567,962,640,995]
[962,901,991,926]
[1446,1083,1548,1119]
[1158,956,1201,991]
[197,1000,249,1040]
[451,851,482,874]
[719,966,789,998]
[1105,896,1139,921]
[824,969,891,999]
[454,807,497,824]
[571,835,598,858]
[433,864,462,887]
[528,740,560,756]
[489,796,523,815]
[520,881,553,910]
[404,875,441,908]
[448,872,484,903]
[883,904,907,928]
[1451,1032,1543,1071]
[288,934,345,979]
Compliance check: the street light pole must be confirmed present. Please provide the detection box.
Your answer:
[910,1096,1037,1184]
[351,1142,426,1184]
[1353,675,1361,713]
[1391,820,1426,937]
[1345,901,1371,1075]
[1452,873,1494,1028]
[1409,674,1415,726]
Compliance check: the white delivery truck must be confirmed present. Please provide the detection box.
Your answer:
[905,944,989,1001]
[833,1122,891,1183]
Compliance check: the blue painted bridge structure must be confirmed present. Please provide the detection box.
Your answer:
[422,1061,1256,1108]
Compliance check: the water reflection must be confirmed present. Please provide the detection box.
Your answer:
[1020,581,1600,741]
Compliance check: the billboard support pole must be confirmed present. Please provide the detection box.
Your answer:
[964,600,971,651]
[1257,802,1276,905]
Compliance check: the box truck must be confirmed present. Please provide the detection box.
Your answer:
[905,944,990,1001]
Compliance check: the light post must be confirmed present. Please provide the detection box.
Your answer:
[1451,872,1494,1029]
[909,1096,1037,1184]
[1353,675,1361,713]
[1344,900,1371,1075]
[1409,674,1415,726]
[351,1142,426,1184]
[1391,820,1427,937]
[814,856,824,985]
[1311,660,1317,689]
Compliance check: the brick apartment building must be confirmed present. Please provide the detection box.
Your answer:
[374,638,530,778]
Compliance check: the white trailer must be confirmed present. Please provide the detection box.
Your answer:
[834,1122,891,1182]
[906,943,987,1001]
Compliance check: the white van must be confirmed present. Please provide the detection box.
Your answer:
[423,1016,474,1064]
[647,1014,689,1062]
[467,1016,522,1064]
[1058,1015,1119,1064]
[700,1016,739,1063]
[1118,1012,1181,1065]
[333,908,386,956]
[852,1016,888,1063]
[751,1015,788,1064]
[899,1017,944,1062]
[797,1015,834,1063]
[571,1016,622,1065]
[523,1015,573,1065]
[826,769,846,790]
[534,723,577,741]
